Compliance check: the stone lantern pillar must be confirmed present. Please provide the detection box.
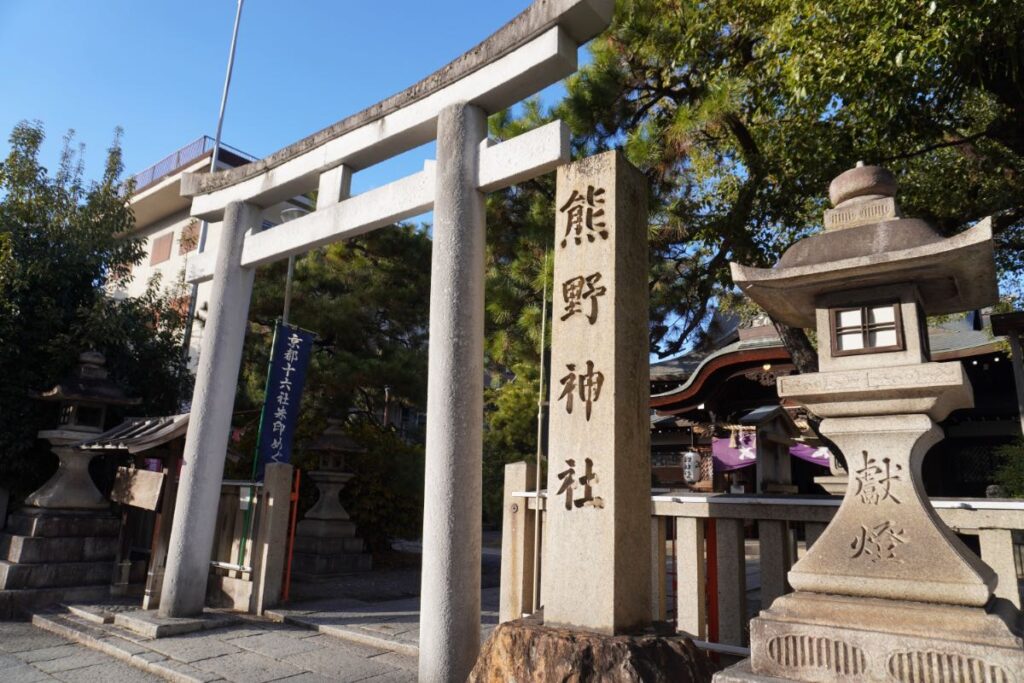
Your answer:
[26,351,140,509]
[717,165,1024,681]
[291,419,371,581]
[0,351,140,615]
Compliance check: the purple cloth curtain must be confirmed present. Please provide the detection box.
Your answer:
[712,433,757,472]
[712,434,831,472]
[789,442,832,467]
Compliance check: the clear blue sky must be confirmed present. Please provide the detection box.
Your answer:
[0,0,573,195]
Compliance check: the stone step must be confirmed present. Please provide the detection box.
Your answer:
[32,610,219,683]
[0,558,114,590]
[6,511,120,538]
[291,551,372,575]
[0,585,111,619]
[0,532,118,563]
[292,534,365,555]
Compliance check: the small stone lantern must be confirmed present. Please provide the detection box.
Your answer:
[292,419,372,578]
[716,165,1024,681]
[27,351,140,509]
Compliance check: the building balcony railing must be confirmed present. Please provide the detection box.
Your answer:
[131,136,255,194]
[500,462,1024,659]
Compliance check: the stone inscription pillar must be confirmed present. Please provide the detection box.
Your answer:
[418,102,487,683]
[543,150,651,634]
[160,201,262,617]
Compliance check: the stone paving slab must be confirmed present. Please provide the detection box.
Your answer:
[229,631,327,659]
[279,645,400,682]
[51,660,165,683]
[63,598,138,624]
[0,621,164,682]
[30,604,419,682]
[115,608,238,638]
[192,651,305,683]
[142,631,242,663]
[266,586,500,657]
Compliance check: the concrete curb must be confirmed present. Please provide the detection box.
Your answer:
[265,606,420,658]
[31,610,226,683]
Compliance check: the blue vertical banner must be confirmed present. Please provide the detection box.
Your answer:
[256,322,315,480]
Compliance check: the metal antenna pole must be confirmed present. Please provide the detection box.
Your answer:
[531,251,549,613]
[182,0,245,358]
[282,256,296,325]
[278,207,307,325]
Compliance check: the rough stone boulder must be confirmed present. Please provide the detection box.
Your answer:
[469,618,717,683]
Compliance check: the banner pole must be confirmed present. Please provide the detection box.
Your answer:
[531,250,549,613]
[238,321,280,566]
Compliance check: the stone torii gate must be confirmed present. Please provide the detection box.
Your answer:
[160,1,613,681]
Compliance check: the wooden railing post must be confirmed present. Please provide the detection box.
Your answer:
[651,516,667,621]
[758,520,792,608]
[675,516,706,638]
[716,518,747,646]
[499,461,536,623]
[979,528,1022,609]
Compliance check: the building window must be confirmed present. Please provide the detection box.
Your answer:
[830,302,904,356]
[150,233,173,265]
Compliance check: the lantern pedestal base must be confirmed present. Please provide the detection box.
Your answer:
[25,438,108,510]
[0,508,119,617]
[714,592,1024,682]
[291,470,371,580]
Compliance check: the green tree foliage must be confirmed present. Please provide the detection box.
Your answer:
[479,0,1024,489]
[559,0,1024,358]
[994,438,1024,498]
[0,121,192,499]
[337,420,425,552]
[232,225,432,546]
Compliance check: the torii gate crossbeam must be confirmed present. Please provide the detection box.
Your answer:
[160,2,613,681]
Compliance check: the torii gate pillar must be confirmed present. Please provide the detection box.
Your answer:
[153,1,616,673]
[419,101,488,682]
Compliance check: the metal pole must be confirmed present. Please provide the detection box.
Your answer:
[182,0,245,358]
[282,255,296,325]
[531,252,548,613]
[1009,331,1024,437]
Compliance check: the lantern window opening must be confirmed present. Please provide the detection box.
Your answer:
[829,301,905,356]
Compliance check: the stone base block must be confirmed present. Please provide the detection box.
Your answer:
[0,558,113,589]
[295,518,356,538]
[728,591,1024,683]
[63,599,139,624]
[469,618,717,682]
[0,585,111,620]
[714,659,793,682]
[291,550,372,578]
[292,534,365,555]
[6,510,120,538]
[113,609,237,638]
[0,533,118,563]
[207,574,253,611]
[0,508,120,612]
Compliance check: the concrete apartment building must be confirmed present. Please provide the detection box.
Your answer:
[118,136,312,366]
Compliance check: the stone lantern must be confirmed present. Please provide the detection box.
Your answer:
[717,165,1024,681]
[27,350,140,509]
[292,419,371,580]
[0,351,139,613]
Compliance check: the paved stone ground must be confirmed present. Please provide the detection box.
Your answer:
[267,587,501,657]
[32,607,419,682]
[0,620,165,683]
[9,535,768,680]
[12,546,499,682]
[288,538,501,604]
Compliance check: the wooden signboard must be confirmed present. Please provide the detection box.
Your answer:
[110,466,165,511]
